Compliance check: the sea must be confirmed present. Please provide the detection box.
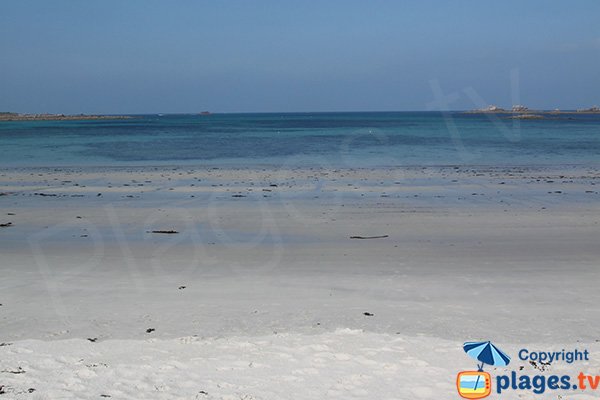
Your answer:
[1,112,599,168]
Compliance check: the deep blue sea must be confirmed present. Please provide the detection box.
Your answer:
[1,112,599,167]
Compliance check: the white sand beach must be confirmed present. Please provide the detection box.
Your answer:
[1,165,600,398]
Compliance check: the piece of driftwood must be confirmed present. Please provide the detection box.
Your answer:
[151,230,178,234]
[349,235,388,239]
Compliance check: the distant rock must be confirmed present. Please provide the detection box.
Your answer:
[576,106,600,113]
[481,105,506,112]
[511,105,530,112]
[507,114,544,119]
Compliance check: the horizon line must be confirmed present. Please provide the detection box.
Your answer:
[3,107,598,116]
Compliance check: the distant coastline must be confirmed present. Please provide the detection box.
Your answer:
[464,105,600,119]
[0,112,133,122]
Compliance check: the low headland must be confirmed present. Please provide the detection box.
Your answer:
[0,112,132,122]
[464,105,600,119]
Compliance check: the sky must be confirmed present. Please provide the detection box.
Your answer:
[1,1,599,114]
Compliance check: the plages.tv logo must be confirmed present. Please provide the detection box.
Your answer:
[456,341,511,399]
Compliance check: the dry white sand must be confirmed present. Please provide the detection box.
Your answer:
[1,166,599,398]
[2,332,599,400]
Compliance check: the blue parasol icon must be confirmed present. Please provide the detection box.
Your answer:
[463,341,511,394]
[463,341,511,371]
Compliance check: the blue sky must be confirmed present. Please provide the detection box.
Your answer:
[1,1,599,113]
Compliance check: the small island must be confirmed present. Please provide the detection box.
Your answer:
[0,112,133,122]
[464,105,600,119]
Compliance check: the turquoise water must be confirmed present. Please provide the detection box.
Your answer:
[1,112,599,167]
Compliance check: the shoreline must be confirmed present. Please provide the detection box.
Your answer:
[2,161,600,172]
